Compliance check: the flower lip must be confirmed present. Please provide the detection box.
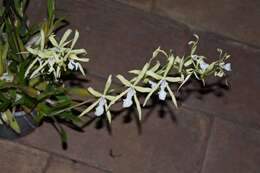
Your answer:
[148,80,157,88]
[94,97,106,116]
[199,60,209,71]
[158,80,168,100]
[221,63,232,71]
[123,87,136,108]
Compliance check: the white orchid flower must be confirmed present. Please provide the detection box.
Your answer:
[25,29,89,80]
[143,56,183,107]
[80,75,115,123]
[109,63,151,120]
[149,80,168,101]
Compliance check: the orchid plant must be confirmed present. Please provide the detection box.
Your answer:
[0,0,231,144]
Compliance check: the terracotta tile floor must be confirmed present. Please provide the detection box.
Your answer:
[1,0,260,172]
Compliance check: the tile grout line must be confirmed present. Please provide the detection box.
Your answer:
[113,0,260,51]
[14,140,112,173]
[198,116,215,173]
[42,154,52,173]
[182,104,260,133]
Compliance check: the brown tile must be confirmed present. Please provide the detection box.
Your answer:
[128,0,153,11]
[51,0,191,77]
[45,156,107,173]
[18,104,211,173]
[202,118,260,173]
[154,0,260,47]
[0,139,49,173]
[115,0,153,11]
[181,31,260,128]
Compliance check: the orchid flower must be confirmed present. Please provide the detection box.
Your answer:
[143,55,184,107]
[109,63,152,120]
[25,29,89,80]
[79,75,115,123]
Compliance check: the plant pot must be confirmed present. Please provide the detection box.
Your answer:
[0,111,38,140]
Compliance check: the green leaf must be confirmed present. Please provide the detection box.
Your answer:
[67,88,89,97]
[2,109,21,133]
[0,42,8,76]
[47,0,55,21]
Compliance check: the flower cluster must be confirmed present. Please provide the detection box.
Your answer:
[80,35,232,122]
[25,29,89,80]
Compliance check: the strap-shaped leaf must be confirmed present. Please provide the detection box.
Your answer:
[166,85,178,108]
[88,87,102,97]
[116,75,132,87]
[134,94,142,120]
[79,100,99,117]
[2,109,21,133]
